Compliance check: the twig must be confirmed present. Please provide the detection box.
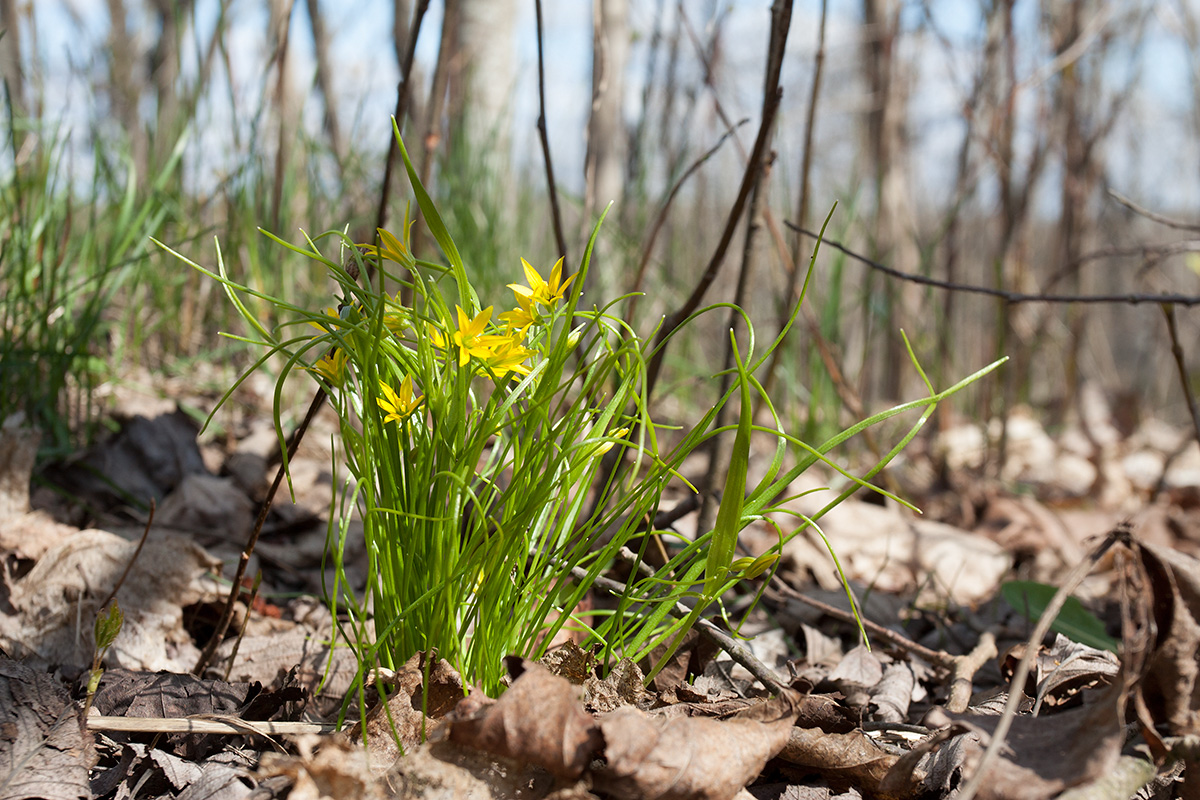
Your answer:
[697,0,792,537]
[373,0,430,246]
[945,630,998,714]
[955,526,1126,800]
[533,0,568,262]
[99,498,154,611]
[644,87,783,399]
[1162,303,1200,449]
[1110,189,1200,233]
[769,581,955,670]
[578,566,787,694]
[762,0,828,402]
[193,389,327,675]
[223,571,262,682]
[87,716,335,736]
[624,120,749,325]
[787,222,1200,306]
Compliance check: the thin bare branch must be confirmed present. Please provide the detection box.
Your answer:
[787,222,1200,306]
[1110,189,1200,233]
[1162,303,1200,448]
[534,0,568,261]
[374,0,430,245]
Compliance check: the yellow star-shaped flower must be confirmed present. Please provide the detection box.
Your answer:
[377,376,423,424]
[311,348,348,385]
[483,335,533,378]
[452,305,494,367]
[509,257,575,309]
[498,292,537,334]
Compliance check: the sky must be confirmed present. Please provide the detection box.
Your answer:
[18,0,1200,212]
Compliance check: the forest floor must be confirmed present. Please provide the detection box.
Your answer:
[2,373,1199,800]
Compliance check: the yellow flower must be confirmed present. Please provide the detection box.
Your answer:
[452,305,494,367]
[498,292,536,333]
[311,348,349,385]
[377,376,423,424]
[359,228,411,265]
[509,257,575,309]
[483,335,533,378]
[308,306,342,333]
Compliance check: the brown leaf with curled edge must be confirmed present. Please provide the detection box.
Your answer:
[0,657,93,800]
[592,690,801,800]
[346,652,466,773]
[1134,540,1200,736]
[777,726,899,796]
[446,656,602,779]
[937,680,1126,800]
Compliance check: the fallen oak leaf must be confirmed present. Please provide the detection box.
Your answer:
[592,689,801,800]
[445,656,602,779]
[777,726,899,796]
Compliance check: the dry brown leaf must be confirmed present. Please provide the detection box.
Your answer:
[346,652,466,772]
[446,657,601,779]
[777,726,899,795]
[257,734,385,800]
[388,739,574,800]
[583,657,647,713]
[217,616,359,717]
[592,690,801,800]
[0,657,93,800]
[938,680,1126,799]
[0,529,222,671]
[155,473,255,542]
[1134,539,1200,736]
[779,499,1009,605]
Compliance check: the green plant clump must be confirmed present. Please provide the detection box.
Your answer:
[161,126,1003,699]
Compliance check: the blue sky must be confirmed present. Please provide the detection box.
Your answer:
[21,0,1200,211]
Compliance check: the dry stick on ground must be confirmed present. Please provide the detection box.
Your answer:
[1162,302,1200,448]
[955,526,1126,800]
[576,566,787,695]
[769,582,953,670]
[374,0,430,245]
[769,578,999,711]
[788,224,1200,307]
[193,389,327,676]
[98,498,155,611]
[533,0,568,262]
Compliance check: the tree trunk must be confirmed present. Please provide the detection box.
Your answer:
[0,0,25,120]
[455,0,517,151]
[306,0,345,174]
[859,0,918,403]
[584,0,628,299]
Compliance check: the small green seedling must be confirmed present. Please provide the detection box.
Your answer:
[84,601,124,716]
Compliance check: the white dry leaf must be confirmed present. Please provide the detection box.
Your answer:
[0,529,222,672]
[780,499,1010,605]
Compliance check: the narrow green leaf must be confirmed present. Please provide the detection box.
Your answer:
[705,330,752,596]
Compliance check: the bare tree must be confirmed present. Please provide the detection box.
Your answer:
[148,0,195,168]
[455,0,517,153]
[0,0,25,120]
[306,0,346,175]
[105,0,148,175]
[858,0,919,402]
[583,0,629,299]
